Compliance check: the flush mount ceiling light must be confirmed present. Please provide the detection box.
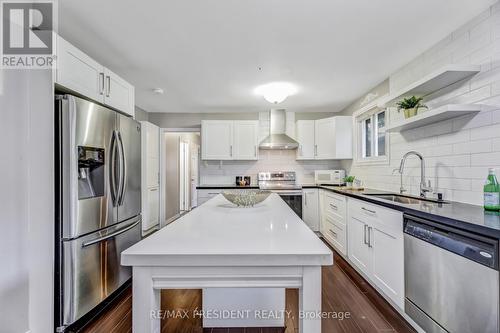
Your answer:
[254,82,297,104]
[152,88,164,95]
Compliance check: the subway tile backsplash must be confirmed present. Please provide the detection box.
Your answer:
[200,150,341,185]
[343,4,500,206]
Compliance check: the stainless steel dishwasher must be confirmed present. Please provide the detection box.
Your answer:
[404,214,499,333]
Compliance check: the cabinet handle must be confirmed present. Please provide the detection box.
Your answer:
[363,224,368,245]
[208,192,219,195]
[328,229,337,238]
[329,203,337,210]
[304,193,308,206]
[314,144,318,156]
[230,145,233,157]
[99,72,105,95]
[106,75,111,97]
[254,146,257,157]
[368,226,373,248]
[150,188,158,192]
[361,207,376,215]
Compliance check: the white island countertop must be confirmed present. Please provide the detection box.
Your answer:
[122,193,333,267]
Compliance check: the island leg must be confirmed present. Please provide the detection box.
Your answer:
[299,266,322,333]
[133,267,161,333]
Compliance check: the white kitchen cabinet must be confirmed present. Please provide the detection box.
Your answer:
[56,35,135,117]
[233,121,259,160]
[201,121,233,160]
[296,120,315,160]
[56,35,104,103]
[197,189,223,206]
[320,191,347,255]
[347,198,404,309]
[315,116,353,159]
[295,116,352,160]
[201,120,259,160]
[141,121,160,235]
[103,68,135,117]
[302,188,319,231]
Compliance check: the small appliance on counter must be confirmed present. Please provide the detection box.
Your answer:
[314,169,346,185]
[235,176,251,187]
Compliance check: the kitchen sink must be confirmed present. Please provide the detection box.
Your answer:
[364,193,448,204]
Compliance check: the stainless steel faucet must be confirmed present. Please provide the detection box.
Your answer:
[398,151,433,198]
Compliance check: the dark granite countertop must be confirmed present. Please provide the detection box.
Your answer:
[195,183,500,238]
[196,185,259,189]
[318,186,500,240]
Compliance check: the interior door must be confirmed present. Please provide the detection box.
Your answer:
[117,115,142,222]
[348,215,371,277]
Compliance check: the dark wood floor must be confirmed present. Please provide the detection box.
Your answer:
[81,245,415,333]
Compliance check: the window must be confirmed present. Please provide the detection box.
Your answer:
[357,108,388,164]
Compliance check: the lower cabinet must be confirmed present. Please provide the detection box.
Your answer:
[197,189,222,206]
[302,188,319,231]
[319,190,347,256]
[347,198,404,309]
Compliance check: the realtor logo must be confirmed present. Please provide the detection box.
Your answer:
[1,1,55,68]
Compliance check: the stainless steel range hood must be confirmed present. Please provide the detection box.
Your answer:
[259,109,299,150]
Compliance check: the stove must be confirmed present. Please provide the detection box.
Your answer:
[258,171,302,217]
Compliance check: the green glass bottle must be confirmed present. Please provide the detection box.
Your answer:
[484,168,500,211]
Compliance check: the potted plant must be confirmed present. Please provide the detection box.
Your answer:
[344,175,355,187]
[396,96,427,119]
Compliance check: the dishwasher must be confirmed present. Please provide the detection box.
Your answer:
[404,214,499,333]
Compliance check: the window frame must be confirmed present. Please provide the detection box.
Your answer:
[353,100,390,166]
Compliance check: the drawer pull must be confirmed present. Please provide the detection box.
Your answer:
[208,192,219,195]
[329,203,338,210]
[361,207,376,214]
[328,229,337,237]
[367,226,373,248]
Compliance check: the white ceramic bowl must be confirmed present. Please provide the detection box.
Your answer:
[221,190,271,207]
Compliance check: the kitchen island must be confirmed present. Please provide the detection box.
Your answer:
[121,193,333,332]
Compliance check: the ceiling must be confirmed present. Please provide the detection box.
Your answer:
[58,0,495,113]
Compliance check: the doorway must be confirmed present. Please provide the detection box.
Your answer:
[160,130,200,226]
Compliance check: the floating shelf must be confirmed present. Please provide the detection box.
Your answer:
[385,104,485,132]
[378,64,481,107]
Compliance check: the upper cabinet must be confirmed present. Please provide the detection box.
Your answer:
[55,35,135,117]
[201,120,258,160]
[296,116,353,160]
[103,68,135,116]
[296,120,316,160]
[233,121,259,160]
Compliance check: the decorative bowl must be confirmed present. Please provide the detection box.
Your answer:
[221,190,271,207]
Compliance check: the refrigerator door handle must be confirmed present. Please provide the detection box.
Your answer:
[110,130,118,206]
[117,131,127,205]
[81,219,140,248]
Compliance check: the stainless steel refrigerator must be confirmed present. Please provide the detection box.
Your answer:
[55,95,142,332]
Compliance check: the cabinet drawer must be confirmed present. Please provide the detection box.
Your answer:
[322,215,346,255]
[197,189,222,198]
[323,191,346,219]
[348,198,402,237]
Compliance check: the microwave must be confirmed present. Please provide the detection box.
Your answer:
[314,170,345,185]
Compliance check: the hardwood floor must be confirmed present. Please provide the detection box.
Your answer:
[81,246,415,333]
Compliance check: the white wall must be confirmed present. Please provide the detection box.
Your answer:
[0,68,54,333]
[342,3,500,205]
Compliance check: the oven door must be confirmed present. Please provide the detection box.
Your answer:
[275,191,302,218]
